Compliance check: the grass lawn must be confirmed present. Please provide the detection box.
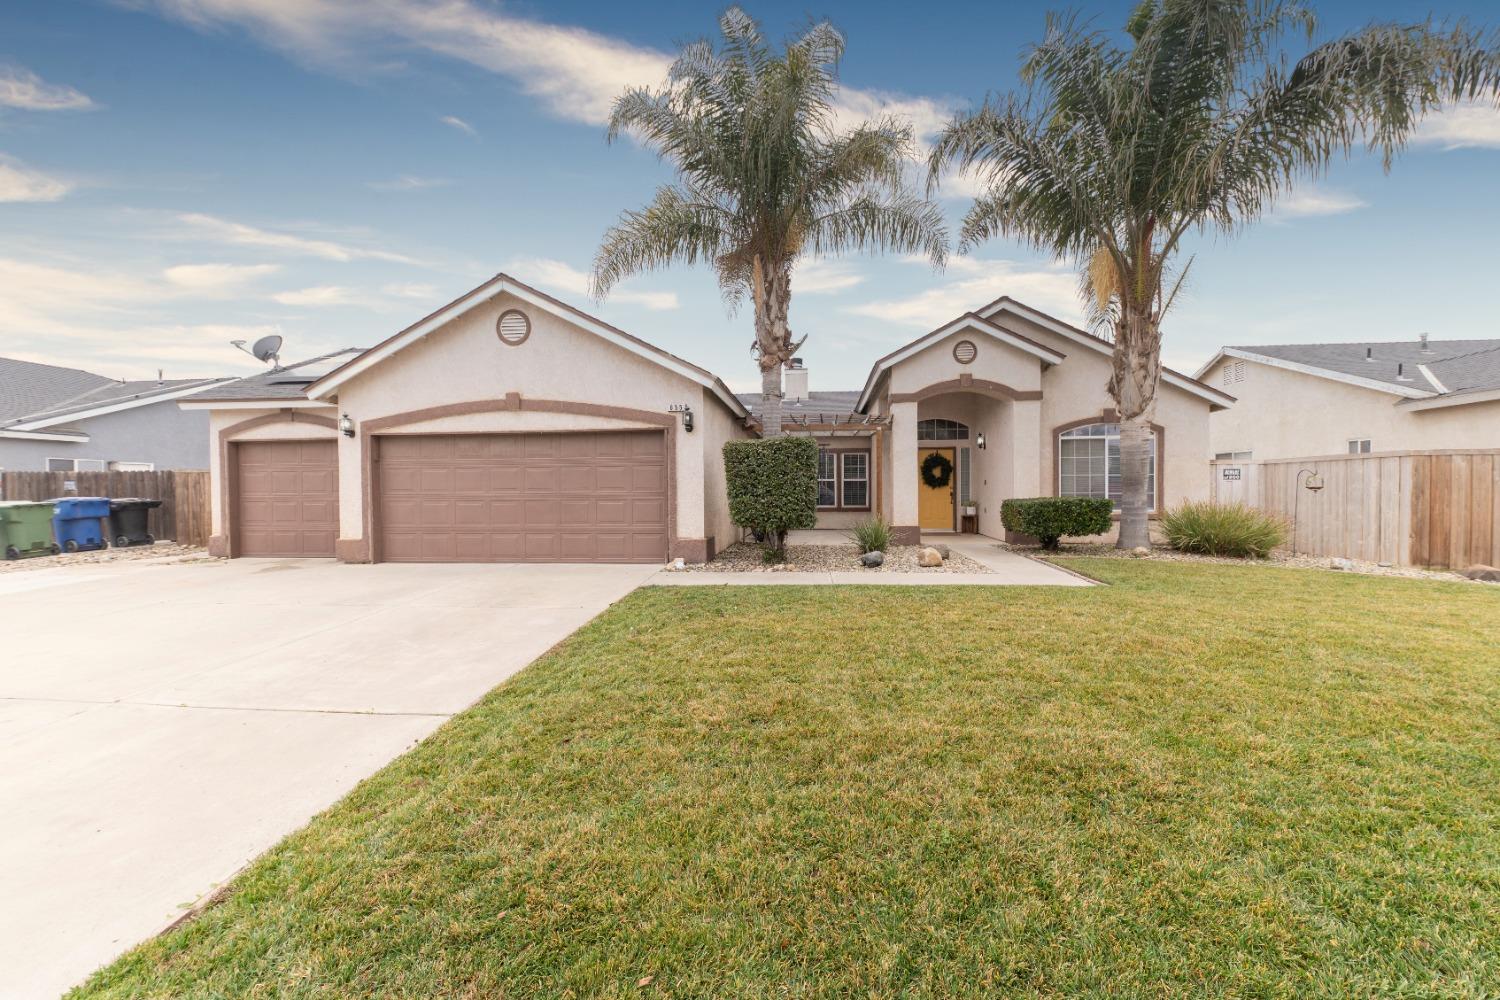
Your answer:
[74,561,1500,998]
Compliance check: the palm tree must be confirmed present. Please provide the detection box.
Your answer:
[930,0,1499,549]
[592,7,947,437]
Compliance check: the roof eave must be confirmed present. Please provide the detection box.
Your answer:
[8,378,234,430]
[1220,347,1436,399]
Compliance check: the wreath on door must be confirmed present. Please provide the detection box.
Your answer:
[921,452,954,490]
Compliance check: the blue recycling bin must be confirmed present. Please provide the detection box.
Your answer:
[51,496,110,553]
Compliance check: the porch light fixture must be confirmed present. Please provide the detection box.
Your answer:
[339,413,355,438]
[976,432,986,449]
[669,402,694,433]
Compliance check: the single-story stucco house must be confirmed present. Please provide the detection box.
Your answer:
[1197,337,1500,462]
[184,273,1233,563]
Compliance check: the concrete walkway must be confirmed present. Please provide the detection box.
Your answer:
[650,534,1091,587]
[0,558,656,999]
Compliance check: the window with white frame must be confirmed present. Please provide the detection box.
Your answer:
[108,461,154,472]
[1347,439,1372,454]
[1058,423,1156,509]
[916,418,969,441]
[817,450,838,508]
[1214,451,1253,461]
[816,447,872,511]
[46,458,107,472]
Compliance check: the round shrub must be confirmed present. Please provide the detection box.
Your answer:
[1000,497,1114,550]
[1160,501,1287,558]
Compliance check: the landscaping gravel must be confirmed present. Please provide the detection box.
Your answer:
[0,543,208,574]
[681,542,992,574]
[1022,541,1484,584]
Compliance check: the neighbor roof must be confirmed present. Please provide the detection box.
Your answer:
[735,391,862,421]
[305,273,750,420]
[183,349,367,403]
[1197,338,1500,404]
[0,357,230,434]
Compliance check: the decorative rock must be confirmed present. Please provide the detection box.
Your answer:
[1131,546,1150,558]
[917,547,943,567]
[1329,557,1354,571]
[1464,564,1500,582]
[670,557,686,571]
[931,544,950,559]
[860,550,885,568]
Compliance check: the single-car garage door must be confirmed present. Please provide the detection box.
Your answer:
[234,440,338,557]
[376,431,668,563]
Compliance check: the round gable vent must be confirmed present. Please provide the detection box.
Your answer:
[497,309,531,346]
[953,339,978,364]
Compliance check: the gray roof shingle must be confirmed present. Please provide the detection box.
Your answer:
[1234,338,1500,394]
[735,391,861,421]
[0,357,116,423]
[188,349,367,402]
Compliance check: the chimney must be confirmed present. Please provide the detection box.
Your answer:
[784,358,809,401]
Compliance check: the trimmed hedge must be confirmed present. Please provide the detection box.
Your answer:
[1000,497,1114,550]
[1161,501,1287,558]
[724,437,819,548]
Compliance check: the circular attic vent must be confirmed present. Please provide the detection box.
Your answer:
[496,309,532,346]
[953,339,978,364]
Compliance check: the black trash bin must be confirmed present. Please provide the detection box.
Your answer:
[108,498,162,547]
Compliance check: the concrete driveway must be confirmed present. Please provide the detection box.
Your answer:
[0,558,656,999]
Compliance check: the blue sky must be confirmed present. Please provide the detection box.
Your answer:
[3,0,1498,391]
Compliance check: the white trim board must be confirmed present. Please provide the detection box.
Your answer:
[1195,348,1435,399]
[0,429,89,443]
[1396,386,1500,411]
[179,399,336,411]
[976,298,1237,409]
[855,313,1066,412]
[306,274,750,420]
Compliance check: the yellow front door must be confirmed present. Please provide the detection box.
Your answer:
[917,447,955,530]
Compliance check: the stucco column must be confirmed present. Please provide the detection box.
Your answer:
[1009,398,1042,498]
[890,400,920,544]
[336,429,367,562]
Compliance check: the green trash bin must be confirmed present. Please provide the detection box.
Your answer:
[0,501,62,560]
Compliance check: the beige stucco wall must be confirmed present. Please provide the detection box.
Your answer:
[205,407,338,535]
[331,291,740,556]
[701,384,752,553]
[1203,356,1500,460]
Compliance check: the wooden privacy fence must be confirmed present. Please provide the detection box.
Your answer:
[0,470,211,547]
[1211,450,1500,569]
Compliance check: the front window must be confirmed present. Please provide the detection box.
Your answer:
[917,418,968,441]
[817,450,838,508]
[1058,423,1156,510]
[45,458,106,473]
[816,448,872,511]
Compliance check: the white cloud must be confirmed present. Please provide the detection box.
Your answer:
[272,285,358,306]
[0,65,94,111]
[439,114,477,136]
[175,212,421,264]
[367,174,448,191]
[793,258,864,294]
[847,256,1082,329]
[1272,187,1367,220]
[1415,100,1500,150]
[505,257,678,310]
[163,262,280,291]
[382,281,439,299]
[0,156,72,202]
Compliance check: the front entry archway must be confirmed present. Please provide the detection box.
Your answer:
[917,447,955,530]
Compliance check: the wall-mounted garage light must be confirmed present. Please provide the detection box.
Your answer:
[976,432,986,449]
[339,413,355,438]
[668,403,694,433]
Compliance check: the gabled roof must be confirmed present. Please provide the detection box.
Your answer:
[975,297,1236,409]
[736,391,861,421]
[1195,338,1500,405]
[306,273,750,420]
[182,349,366,405]
[855,312,1067,412]
[0,356,231,433]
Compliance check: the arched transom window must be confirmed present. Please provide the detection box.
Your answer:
[1058,422,1157,509]
[917,418,969,441]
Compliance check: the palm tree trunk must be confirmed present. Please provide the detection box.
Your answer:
[753,256,792,439]
[1109,304,1161,550]
[759,361,783,438]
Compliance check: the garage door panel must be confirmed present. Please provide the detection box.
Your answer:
[376,431,666,563]
[234,440,337,558]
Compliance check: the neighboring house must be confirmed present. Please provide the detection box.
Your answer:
[190,273,1232,563]
[1197,337,1500,461]
[0,357,231,473]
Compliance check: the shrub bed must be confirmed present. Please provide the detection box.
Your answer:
[1000,497,1114,550]
[1160,501,1287,558]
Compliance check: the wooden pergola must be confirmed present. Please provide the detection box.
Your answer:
[743,411,891,520]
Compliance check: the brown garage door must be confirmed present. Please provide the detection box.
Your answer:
[234,440,338,557]
[376,431,667,563]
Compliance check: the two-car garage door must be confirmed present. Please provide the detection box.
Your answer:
[375,431,668,563]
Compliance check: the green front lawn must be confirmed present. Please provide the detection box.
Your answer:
[76,562,1500,998]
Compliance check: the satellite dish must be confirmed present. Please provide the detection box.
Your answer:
[250,335,283,364]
